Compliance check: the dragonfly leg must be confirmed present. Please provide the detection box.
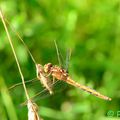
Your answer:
[52,77,55,84]
[45,71,52,77]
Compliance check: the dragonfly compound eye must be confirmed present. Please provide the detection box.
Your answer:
[44,63,53,73]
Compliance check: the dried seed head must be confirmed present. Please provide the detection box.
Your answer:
[27,100,41,120]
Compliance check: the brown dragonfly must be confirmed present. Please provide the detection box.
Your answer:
[9,40,112,102]
[34,40,111,101]
[35,62,111,101]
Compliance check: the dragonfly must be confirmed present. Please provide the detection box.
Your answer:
[7,19,111,101]
[9,40,112,102]
[30,46,112,101]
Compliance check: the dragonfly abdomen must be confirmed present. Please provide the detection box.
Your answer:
[66,77,111,101]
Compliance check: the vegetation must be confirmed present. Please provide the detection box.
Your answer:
[0,0,120,120]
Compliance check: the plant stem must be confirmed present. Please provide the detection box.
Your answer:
[0,10,29,100]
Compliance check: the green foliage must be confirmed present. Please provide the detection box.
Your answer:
[0,0,120,120]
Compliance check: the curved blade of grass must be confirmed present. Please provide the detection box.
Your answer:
[0,76,18,120]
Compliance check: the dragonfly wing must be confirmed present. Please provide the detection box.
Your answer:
[65,48,71,72]
[8,77,38,90]
[21,79,69,105]
[9,78,45,104]
[54,40,65,68]
[54,40,62,67]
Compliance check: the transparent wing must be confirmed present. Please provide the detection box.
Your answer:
[8,78,42,102]
[8,77,38,90]
[65,48,71,72]
[54,40,72,92]
[54,40,71,71]
[21,79,68,106]
[54,40,65,68]
[9,77,68,106]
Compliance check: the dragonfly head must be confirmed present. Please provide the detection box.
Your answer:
[44,63,53,73]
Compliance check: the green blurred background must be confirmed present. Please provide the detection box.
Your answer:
[0,0,120,120]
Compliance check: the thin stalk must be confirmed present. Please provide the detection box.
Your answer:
[0,10,29,100]
[5,19,37,64]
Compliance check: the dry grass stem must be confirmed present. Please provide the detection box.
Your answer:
[0,9,29,100]
[0,9,41,119]
[5,19,37,64]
